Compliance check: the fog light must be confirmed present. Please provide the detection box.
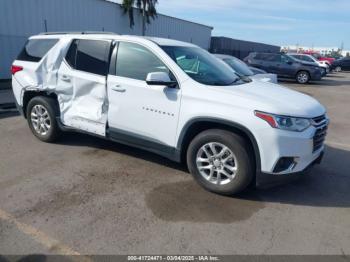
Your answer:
[273,157,296,173]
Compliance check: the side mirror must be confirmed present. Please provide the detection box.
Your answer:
[146,72,177,87]
[287,61,293,65]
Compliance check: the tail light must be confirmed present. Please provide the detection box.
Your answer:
[11,65,23,75]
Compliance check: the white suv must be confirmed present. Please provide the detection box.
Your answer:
[11,33,328,195]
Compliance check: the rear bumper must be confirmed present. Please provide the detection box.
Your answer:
[256,151,324,188]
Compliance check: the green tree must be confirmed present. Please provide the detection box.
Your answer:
[121,0,158,36]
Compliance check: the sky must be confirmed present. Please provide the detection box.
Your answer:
[155,0,350,49]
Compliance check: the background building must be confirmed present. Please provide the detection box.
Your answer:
[210,37,281,60]
[0,0,213,79]
[281,45,348,57]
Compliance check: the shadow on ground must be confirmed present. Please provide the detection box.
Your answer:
[145,145,349,222]
[0,111,19,119]
[57,132,186,171]
[56,132,350,217]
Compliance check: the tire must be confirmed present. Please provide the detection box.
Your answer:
[186,129,254,195]
[26,96,61,142]
[335,66,342,72]
[296,71,310,84]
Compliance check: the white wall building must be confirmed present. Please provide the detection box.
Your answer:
[282,45,349,57]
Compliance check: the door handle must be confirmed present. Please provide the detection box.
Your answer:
[61,75,70,82]
[111,84,126,92]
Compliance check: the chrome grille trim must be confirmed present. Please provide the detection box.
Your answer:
[312,114,328,152]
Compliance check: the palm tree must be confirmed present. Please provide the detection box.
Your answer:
[121,0,158,36]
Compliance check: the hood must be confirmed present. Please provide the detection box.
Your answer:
[294,59,319,67]
[212,81,326,118]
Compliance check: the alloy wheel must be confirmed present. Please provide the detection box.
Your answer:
[196,142,238,185]
[297,72,309,83]
[31,105,51,136]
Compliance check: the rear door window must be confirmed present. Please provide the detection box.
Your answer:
[75,39,112,76]
[17,39,58,62]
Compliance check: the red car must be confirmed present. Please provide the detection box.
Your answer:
[302,51,335,65]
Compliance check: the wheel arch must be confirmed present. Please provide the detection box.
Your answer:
[177,117,261,173]
[296,69,311,77]
[22,90,59,119]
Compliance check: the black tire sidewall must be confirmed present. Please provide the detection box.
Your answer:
[187,129,254,195]
[26,96,60,142]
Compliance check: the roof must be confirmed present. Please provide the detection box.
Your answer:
[145,37,197,47]
[31,33,199,47]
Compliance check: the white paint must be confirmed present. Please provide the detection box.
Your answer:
[12,33,327,174]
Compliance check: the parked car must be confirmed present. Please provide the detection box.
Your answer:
[249,66,267,75]
[214,54,277,83]
[244,52,324,84]
[302,51,335,65]
[11,33,328,195]
[288,53,329,74]
[330,57,350,72]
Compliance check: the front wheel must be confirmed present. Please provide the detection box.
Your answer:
[186,129,254,195]
[296,71,310,84]
[26,96,61,142]
[335,66,342,72]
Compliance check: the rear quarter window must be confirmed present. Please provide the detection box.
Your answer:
[17,39,58,62]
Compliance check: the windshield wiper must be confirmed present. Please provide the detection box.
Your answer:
[232,72,252,83]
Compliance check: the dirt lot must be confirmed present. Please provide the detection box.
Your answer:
[0,73,349,255]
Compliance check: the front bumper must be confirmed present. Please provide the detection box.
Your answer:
[310,70,323,80]
[254,115,328,175]
[256,151,324,188]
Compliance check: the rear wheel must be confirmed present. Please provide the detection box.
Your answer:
[26,96,61,142]
[186,129,254,195]
[296,71,310,84]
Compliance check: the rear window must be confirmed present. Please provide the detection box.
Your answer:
[65,39,111,76]
[17,39,58,62]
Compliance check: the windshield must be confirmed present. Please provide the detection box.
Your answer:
[311,53,321,59]
[284,54,298,62]
[222,57,254,76]
[306,55,318,62]
[161,46,241,86]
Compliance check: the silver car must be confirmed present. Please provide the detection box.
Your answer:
[214,54,277,83]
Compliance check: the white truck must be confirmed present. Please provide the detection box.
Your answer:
[11,33,328,195]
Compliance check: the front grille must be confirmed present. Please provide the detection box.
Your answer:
[312,115,328,152]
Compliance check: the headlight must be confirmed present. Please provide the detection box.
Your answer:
[255,111,311,132]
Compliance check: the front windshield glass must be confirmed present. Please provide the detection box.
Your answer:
[284,54,298,62]
[161,46,241,86]
[222,58,254,76]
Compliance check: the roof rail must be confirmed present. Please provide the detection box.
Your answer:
[39,31,118,35]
